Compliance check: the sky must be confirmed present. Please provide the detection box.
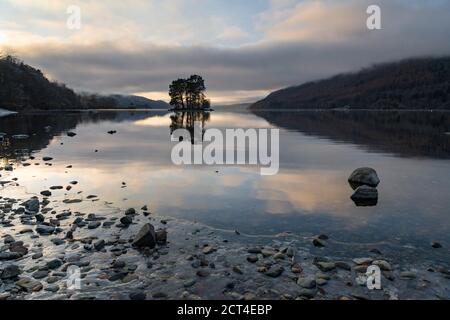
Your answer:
[1,0,450,104]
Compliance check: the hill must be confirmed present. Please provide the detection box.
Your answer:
[110,94,168,109]
[0,55,83,110]
[251,57,450,110]
[0,55,168,111]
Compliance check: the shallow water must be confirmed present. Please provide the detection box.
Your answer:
[1,109,449,262]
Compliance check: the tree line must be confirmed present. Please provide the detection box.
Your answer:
[169,75,210,110]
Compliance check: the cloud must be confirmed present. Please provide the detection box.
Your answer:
[1,0,450,103]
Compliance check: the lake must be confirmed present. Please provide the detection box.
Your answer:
[1,109,449,265]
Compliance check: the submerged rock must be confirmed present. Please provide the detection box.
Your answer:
[1,264,21,279]
[132,223,156,248]
[351,185,378,207]
[348,167,380,190]
[24,198,40,213]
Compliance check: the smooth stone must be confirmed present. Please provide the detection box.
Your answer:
[156,229,167,244]
[316,262,336,272]
[32,270,49,279]
[372,260,392,271]
[348,167,380,189]
[129,292,146,300]
[36,225,55,235]
[1,264,21,279]
[94,240,105,251]
[353,258,373,265]
[132,223,156,248]
[16,277,43,292]
[247,255,259,263]
[265,266,284,278]
[120,216,133,226]
[297,277,316,289]
[88,221,101,229]
[202,245,215,254]
[47,259,63,270]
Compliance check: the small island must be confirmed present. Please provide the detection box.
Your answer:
[168,75,212,111]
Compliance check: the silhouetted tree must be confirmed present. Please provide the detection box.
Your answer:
[169,75,210,110]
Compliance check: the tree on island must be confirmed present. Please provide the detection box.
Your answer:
[169,75,210,110]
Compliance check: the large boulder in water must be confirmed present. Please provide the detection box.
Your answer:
[351,185,378,207]
[132,224,156,248]
[348,167,380,190]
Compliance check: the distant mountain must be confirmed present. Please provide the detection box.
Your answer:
[251,57,450,110]
[109,94,168,109]
[0,55,83,110]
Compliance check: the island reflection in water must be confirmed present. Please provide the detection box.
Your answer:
[1,110,450,251]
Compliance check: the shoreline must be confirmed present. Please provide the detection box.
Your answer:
[1,180,449,300]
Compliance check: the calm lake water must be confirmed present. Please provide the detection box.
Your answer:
[1,109,450,258]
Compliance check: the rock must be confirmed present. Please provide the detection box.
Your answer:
[88,221,101,229]
[316,262,336,272]
[3,235,15,244]
[335,261,352,271]
[233,266,243,275]
[42,157,53,161]
[247,247,262,254]
[372,260,392,271]
[25,198,40,213]
[51,238,65,246]
[261,248,277,257]
[40,190,52,197]
[125,208,136,215]
[50,186,63,190]
[312,238,325,247]
[16,277,43,292]
[202,245,215,255]
[247,255,259,263]
[47,259,63,270]
[183,279,196,288]
[94,240,106,251]
[432,242,442,249]
[1,264,21,279]
[9,243,28,256]
[120,216,133,226]
[32,270,49,279]
[351,186,378,207]
[265,266,284,278]
[67,132,77,137]
[353,258,373,265]
[156,229,167,244]
[132,223,156,248]
[348,167,380,189]
[112,260,126,269]
[291,263,303,274]
[0,252,22,260]
[273,253,285,260]
[32,252,43,260]
[35,214,45,223]
[196,270,210,278]
[152,292,168,299]
[298,288,317,299]
[400,271,416,279]
[297,277,316,289]
[36,224,55,235]
[129,292,146,300]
